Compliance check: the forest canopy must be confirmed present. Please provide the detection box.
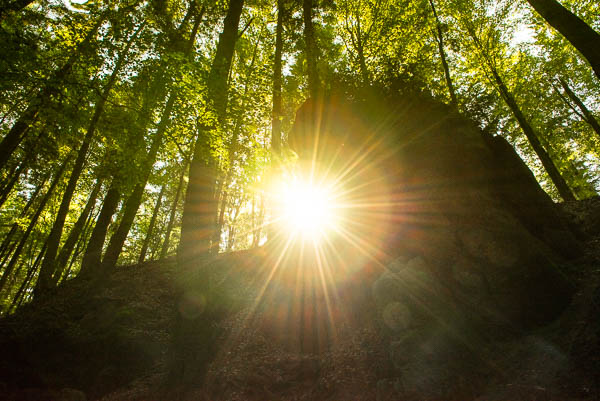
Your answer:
[0,0,599,313]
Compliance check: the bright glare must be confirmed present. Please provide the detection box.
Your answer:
[277,179,340,239]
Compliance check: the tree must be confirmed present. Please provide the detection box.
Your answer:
[525,0,600,80]
[35,22,145,296]
[171,0,245,386]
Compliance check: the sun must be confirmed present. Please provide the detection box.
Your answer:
[275,177,341,240]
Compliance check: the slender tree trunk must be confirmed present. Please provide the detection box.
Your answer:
[0,160,30,209]
[559,78,600,138]
[0,16,104,172]
[50,178,102,285]
[353,14,369,84]
[4,241,47,314]
[0,170,50,265]
[3,234,38,301]
[303,0,319,98]
[272,0,284,157]
[64,204,99,281]
[79,184,121,276]
[253,194,265,248]
[138,184,165,264]
[0,160,69,292]
[0,162,22,208]
[160,168,185,258]
[491,67,576,200]
[225,199,242,252]
[526,0,600,80]
[429,0,458,106]
[35,24,144,296]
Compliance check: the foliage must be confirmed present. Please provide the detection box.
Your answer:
[0,0,599,311]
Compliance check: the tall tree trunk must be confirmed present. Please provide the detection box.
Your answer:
[303,0,319,98]
[171,0,244,387]
[0,16,104,172]
[35,24,144,296]
[526,0,600,80]
[179,0,244,265]
[491,67,576,201]
[355,23,369,85]
[207,0,244,119]
[213,37,261,247]
[429,0,458,106]
[50,178,102,285]
[559,78,600,138]
[160,167,185,258]
[79,183,121,276]
[0,159,69,292]
[138,184,166,264]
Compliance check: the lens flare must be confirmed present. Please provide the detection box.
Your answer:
[276,178,340,240]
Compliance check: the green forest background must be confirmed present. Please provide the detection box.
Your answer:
[0,0,598,313]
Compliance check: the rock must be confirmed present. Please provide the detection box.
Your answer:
[291,91,576,331]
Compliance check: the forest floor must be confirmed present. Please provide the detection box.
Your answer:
[1,198,599,401]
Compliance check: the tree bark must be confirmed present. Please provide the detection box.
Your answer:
[64,204,99,281]
[171,0,245,387]
[160,167,185,258]
[179,0,244,265]
[213,37,260,247]
[526,0,600,80]
[559,78,600,138]
[355,19,369,85]
[206,0,244,120]
[35,24,144,296]
[78,183,121,276]
[138,184,165,264]
[303,0,319,98]
[429,0,458,106]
